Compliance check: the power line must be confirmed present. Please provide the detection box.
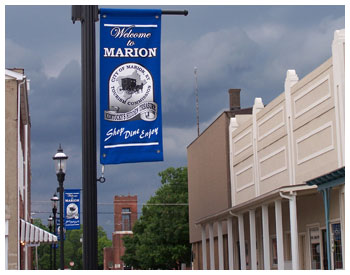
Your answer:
[143,203,188,206]
[32,201,188,206]
[31,211,143,215]
[32,203,187,214]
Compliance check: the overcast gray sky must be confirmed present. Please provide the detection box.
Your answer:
[4,3,346,238]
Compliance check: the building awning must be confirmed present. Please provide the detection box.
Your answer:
[20,219,58,245]
[195,183,317,225]
[306,167,345,190]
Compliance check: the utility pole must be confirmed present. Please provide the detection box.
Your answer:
[71,5,99,269]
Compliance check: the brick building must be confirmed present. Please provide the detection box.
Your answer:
[104,195,138,270]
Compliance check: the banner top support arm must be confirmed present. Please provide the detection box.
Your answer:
[96,9,188,16]
[161,10,188,16]
[73,7,188,23]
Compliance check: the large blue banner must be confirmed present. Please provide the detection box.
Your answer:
[64,189,80,230]
[100,9,163,164]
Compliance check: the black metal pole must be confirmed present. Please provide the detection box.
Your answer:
[161,10,188,15]
[72,5,99,270]
[49,224,52,270]
[58,172,65,270]
[53,207,57,270]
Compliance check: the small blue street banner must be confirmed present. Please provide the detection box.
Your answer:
[64,189,80,230]
[100,9,164,165]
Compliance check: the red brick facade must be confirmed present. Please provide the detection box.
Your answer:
[104,195,138,270]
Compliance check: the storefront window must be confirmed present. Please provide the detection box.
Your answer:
[332,223,343,269]
[309,227,321,269]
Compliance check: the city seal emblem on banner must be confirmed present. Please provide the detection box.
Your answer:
[104,62,157,122]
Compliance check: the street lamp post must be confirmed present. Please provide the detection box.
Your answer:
[71,6,99,269]
[51,193,59,270]
[48,216,53,270]
[53,145,68,270]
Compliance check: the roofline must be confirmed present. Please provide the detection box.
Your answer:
[5,69,26,80]
[306,167,345,186]
[187,108,253,149]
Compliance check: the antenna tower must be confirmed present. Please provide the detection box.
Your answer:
[194,67,199,137]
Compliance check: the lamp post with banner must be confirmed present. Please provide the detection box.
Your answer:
[71,5,188,269]
[53,145,68,270]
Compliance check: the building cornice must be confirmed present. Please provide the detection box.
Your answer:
[5,69,25,80]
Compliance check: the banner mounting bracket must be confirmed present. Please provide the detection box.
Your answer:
[96,8,188,16]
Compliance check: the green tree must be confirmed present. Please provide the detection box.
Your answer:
[64,227,83,269]
[97,226,113,269]
[32,219,52,270]
[122,167,190,270]
[32,220,111,270]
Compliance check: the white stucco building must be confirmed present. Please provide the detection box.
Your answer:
[189,29,345,270]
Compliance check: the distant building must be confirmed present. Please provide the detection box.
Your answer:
[187,29,345,270]
[187,88,252,269]
[104,195,138,270]
[5,68,57,270]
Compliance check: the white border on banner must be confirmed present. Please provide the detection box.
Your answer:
[104,24,158,28]
[1,1,348,275]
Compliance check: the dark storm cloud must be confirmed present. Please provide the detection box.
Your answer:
[5,39,44,73]
[30,60,81,145]
[160,8,345,129]
[161,25,261,128]
[5,4,345,237]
